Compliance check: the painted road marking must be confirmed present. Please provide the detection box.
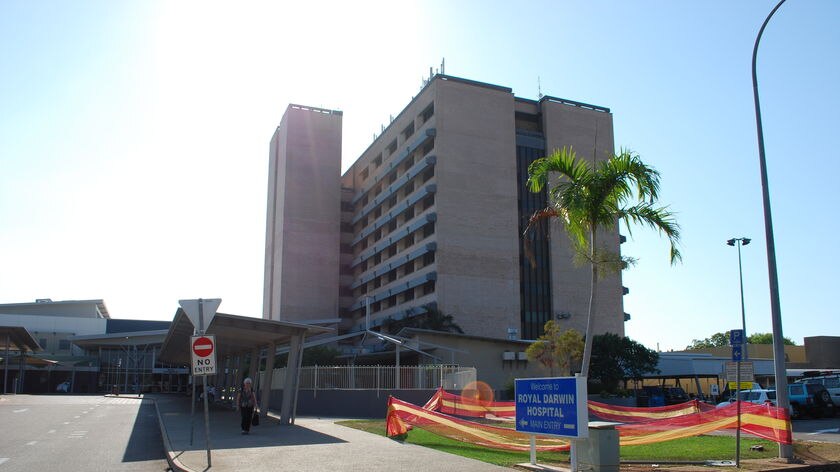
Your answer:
[809,428,840,435]
[68,430,87,439]
[63,422,70,425]
[26,441,37,446]
[47,430,56,434]
[12,409,28,413]
[73,415,80,419]
[0,458,8,465]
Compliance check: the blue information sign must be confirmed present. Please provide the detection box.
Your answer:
[729,329,745,346]
[732,344,743,362]
[515,377,588,439]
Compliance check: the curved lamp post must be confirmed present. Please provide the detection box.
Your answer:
[752,0,792,460]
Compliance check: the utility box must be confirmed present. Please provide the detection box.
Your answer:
[577,422,620,472]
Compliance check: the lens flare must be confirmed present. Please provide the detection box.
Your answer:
[461,380,494,406]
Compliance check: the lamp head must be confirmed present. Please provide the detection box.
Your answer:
[727,239,736,246]
[742,238,751,245]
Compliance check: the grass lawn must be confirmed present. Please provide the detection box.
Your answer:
[337,419,780,467]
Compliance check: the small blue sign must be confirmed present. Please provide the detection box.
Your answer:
[732,344,743,362]
[515,377,588,439]
[729,329,745,346]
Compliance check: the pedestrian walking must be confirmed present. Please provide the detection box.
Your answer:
[235,378,258,434]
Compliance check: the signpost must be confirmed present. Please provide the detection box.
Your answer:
[515,376,588,470]
[179,298,221,469]
[729,328,745,467]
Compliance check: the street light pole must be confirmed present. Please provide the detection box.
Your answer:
[727,238,751,357]
[752,0,792,461]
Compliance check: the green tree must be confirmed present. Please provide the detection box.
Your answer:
[526,148,681,377]
[590,333,660,393]
[685,331,796,350]
[748,332,796,346]
[686,331,731,349]
[525,321,584,376]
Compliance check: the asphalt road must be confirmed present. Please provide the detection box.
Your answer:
[0,395,167,471]
[792,416,840,443]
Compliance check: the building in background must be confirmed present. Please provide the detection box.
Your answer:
[263,75,626,342]
[0,299,185,394]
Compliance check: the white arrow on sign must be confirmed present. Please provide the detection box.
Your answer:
[179,298,222,332]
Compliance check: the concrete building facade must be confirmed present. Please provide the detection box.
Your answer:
[263,75,625,341]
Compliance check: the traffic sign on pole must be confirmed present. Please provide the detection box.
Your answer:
[191,335,217,376]
[179,298,222,333]
[729,329,745,346]
[731,345,743,362]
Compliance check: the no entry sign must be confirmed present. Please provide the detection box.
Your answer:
[191,335,217,376]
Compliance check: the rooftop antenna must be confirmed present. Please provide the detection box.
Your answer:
[429,67,433,80]
[441,57,445,75]
[538,76,543,99]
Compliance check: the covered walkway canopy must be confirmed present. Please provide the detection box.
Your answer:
[1,326,44,394]
[158,309,333,424]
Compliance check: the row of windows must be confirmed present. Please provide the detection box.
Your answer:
[357,138,435,211]
[353,251,435,298]
[352,280,435,318]
[354,193,435,253]
[357,102,434,185]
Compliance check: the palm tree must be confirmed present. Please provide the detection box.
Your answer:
[526,147,681,378]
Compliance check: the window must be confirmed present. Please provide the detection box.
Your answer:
[404,181,414,196]
[402,122,415,140]
[388,245,397,257]
[340,243,352,254]
[59,339,71,350]
[388,270,397,282]
[421,138,434,156]
[387,139,398,156]
[360,167,369,180]
[373,253,381,264]
[420,103,434,123]
[422,167,434,183]
[404,260,415,275]
[404,156,415,172]
[388,195,397,208]
[373,302,381,312]
[374,228,382,241]
[423,280,435,295]
[423,195,435,210]
[423,252,435,266]
[403,206,414,221]
[404,288,415,302]
[389,172,397,184]
[388,220,397,233]
[373,278,381,289]
[423,222,435,238]
[373,154,382,168]
[341,201,354,212]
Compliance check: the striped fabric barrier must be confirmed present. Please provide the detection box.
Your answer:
[424,387,714,422]
[386,391,792,450]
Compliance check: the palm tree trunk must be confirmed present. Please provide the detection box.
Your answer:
[580,228,597,378]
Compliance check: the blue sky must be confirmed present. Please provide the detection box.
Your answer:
[1,1,837,351]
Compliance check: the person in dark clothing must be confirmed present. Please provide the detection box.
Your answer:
[235,378,258,434]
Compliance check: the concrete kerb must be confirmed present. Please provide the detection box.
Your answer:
[153,399,195,472]
[102,394,195,472]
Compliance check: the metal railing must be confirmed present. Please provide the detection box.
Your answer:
[268,365,475,391]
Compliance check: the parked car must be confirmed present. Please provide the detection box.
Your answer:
[796,374,840,406]
[56,380,71,393]
[716,389,776,408]
[788,383,836,419]
[636,386,666,407]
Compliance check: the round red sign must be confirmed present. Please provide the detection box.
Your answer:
[192,336,214,357]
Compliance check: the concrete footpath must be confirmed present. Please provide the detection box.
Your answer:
[150,394,510,472]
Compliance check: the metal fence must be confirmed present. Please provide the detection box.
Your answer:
[267,365,476,391]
